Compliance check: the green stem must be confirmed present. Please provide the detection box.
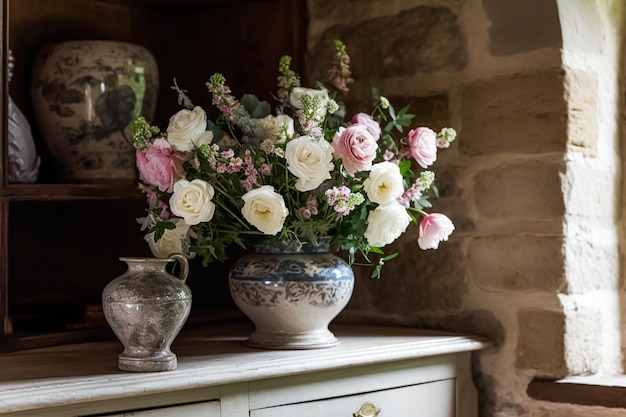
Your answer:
[214,198,249,229]
[407,207,429,218]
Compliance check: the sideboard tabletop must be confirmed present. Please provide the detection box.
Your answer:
[0,324,491,414]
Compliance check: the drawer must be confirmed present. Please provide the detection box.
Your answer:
[251,379,456,417]
[249,356,457,409]
[94,401,220,417]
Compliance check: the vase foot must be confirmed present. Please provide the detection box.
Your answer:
[246,329,340,350]
[118,354,177,372]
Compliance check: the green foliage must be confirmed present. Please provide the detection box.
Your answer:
[171,78,194,109]
[130,117,160,149]
[241,94,271,119]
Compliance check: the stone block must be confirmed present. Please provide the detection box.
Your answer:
[386,93,451,132]
[418,310,506,346]
[460,69,567,156]
[474,162,565,219]
[559,297,603,374]
[516,309,567,377]
[434,166,463,198]
[564,70,598,155]
[306,6,467,82]
[469,236,565,292]
[430,166,475,234]
[482,0,562,55]
[558,0,605,53]
[562,161,616,220]
[307,0,386,22]
[475,373,529,417]
[564,225,619,293]
[345,93,451,135]
[352,239,467,313]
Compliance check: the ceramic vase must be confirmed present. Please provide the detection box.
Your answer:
[30,40,159,182]
[228,238,354,350]
[102,254,191,372]
[8,49,40,183]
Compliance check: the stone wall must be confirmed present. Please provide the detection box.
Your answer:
[306,0,626,416]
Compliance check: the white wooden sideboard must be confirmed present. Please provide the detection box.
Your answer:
[0,325,491,417]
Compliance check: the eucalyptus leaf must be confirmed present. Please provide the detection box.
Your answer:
[206,119,229,144]
[241,94,271,118]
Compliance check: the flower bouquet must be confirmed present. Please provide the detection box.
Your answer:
[131,40,456,279]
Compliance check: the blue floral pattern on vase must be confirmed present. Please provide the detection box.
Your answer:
[228,239,354,349]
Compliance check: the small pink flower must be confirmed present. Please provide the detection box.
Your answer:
[221,149,235,159]
[145,190,170,219]
[406,127,437,169]
[299,207,312,219]
[331,125,378,176]
[418,213,455,250]
[146,189,158,207]
[260,163,272,176]
[352,113,381,141]
[136,138,186,193]
[157,201,170,219]
[383,150,396,162]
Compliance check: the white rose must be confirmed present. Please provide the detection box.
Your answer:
[241,185,288,235]
[285,135,334,192]
[144,219,196,259]
[169,179,216,225]
[289,87,329,109]
[364,202,411,247]
[166,106,214,152]
[363,161,405,205]
[257,114,295,140]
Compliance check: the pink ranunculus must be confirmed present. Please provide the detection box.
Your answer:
[136,138,186,193]
[145,190,170,219]
[331,124,378,176]
[406,127,437,169]
[352,112,381,141]
[418,213,455,250]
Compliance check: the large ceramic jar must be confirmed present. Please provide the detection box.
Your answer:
[228,238,354,350]
[30,40,159,182]
[102,255,191,372]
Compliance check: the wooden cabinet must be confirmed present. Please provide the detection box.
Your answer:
[101,402,221,417]
[0,326,492,417]
[0,0,306,351]
[249,382,456,417]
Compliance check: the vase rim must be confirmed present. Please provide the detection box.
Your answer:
[255,236,334,254]
[119,256,175,263]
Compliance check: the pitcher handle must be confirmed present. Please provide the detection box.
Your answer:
[169,253,189,282]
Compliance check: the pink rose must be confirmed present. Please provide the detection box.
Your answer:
[352,113,381,141]
[418,213,455,250]
[406,127,437,168]
[331,125,378,176]
[136,138,186,193]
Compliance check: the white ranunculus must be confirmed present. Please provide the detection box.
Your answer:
[241,185,288,235]
[257,114,295,141]
[363,161,405,205]
[169,179,216,225]
[166,106,214,152]
[145,219,195,259]
[289,87,329,109]
[285,135,334,192]
[364,202,411,247]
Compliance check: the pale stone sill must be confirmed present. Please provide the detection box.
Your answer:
[527,376,626,408]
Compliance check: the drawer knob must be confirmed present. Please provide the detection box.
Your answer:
[354,401,380,417]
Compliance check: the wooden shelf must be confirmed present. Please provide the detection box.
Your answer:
[92,0,257,9]
[1,183,143,201]
[0,0,307,351]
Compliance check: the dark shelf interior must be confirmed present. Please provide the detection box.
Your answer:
[1,0,306,351]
